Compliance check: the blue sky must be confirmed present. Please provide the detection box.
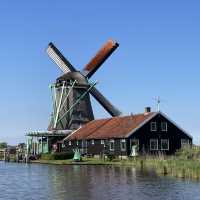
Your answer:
[0,1,200,144]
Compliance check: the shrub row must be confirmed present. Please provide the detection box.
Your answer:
[41,152,74,160]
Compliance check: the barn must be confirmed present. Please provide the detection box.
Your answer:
[62,108,192,157]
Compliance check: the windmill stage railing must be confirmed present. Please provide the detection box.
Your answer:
[49,79,98,129]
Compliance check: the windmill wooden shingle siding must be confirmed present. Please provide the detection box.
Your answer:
[63,110,192,156]
[46,39,121,131]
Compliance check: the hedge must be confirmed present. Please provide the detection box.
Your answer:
[41,152,74,160]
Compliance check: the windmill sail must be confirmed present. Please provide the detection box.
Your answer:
[83,39,119,78]
[90,87,121,117]
[47,39,121,131]
[47,42,76,74]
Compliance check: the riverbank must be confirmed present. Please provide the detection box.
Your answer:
[32,148,200,180]
[32,157,125,165]
[144,158,200,179]
[32,157,200,179]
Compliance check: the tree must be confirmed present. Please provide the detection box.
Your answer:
[0,142,7,149]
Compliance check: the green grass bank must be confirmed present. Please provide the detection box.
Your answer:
[32,147,200,180]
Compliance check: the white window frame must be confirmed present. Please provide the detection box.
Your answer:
[161,139,169,150]
[120,139,126,151]
[109,139,115,151]
[151,122,157,131]
[150,139,158,150]
[181,139,190,148]
[101,140,104,145]
[130,139,139,150]
[69,141,71,146]
[91,139,94,145]
[161,122,168,132]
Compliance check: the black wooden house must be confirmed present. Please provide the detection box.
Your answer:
[63,108,192,157]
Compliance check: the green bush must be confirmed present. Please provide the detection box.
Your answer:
[41,152,74,160]
[107,154,115,161]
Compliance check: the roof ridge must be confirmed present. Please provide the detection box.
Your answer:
[90,112,157,122]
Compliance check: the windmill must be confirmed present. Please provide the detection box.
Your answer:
[46,39,122,131]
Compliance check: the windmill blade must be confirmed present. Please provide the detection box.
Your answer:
[90,87,121,117]
[46,42,76,74]
[83,39,119,78]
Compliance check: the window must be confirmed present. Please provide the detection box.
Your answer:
[120,139,126,151]
[161,122,168,131]
[181,139,190,148]
[110,140,115,151]
[69,141,71,146]
[150,139,158,150]
[161,139,169,150]
[151,122,157,131]
[101,140,104,145]
[130,139,139,150]
[76,140,79,146]
[91,140,94,145]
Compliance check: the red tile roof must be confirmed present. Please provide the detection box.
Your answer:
[66,112,156,140]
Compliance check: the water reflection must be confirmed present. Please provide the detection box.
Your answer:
[0,162,199,200]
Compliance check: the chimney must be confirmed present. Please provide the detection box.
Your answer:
[145,107,151,114]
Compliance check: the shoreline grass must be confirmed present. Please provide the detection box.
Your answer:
[32,157,200,180]
[31,148,200,180]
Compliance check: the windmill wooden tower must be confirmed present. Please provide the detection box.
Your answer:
[46,39,121,131]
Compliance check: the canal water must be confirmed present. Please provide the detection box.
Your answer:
[0,162,200,200]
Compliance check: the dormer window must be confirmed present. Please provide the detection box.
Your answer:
[151,122,157,131]
[161,122,168,131]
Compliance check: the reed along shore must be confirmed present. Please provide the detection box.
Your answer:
[30,147,200,180]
